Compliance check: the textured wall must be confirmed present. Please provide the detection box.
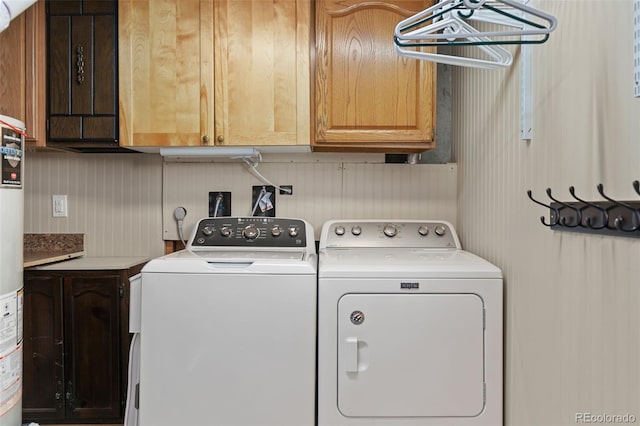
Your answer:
[24,153,457,251]
[452,1,640,425]
[24,153,165,258]
[162,159,457,241]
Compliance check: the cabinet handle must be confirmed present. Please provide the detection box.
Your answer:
[202,135,210,144]
[217,135,224,143]
[76,45,85,84]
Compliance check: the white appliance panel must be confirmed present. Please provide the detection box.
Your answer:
[337,293,485,418]
[138,272,316,426]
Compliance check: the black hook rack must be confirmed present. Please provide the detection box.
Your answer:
[527,181,640,238]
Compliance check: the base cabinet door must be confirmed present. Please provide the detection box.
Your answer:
[22,274,65,422]
[63,273,123,421]
[22,265,142,423]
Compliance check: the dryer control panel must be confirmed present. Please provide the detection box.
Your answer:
[190,217,307,248]
[322,220,460,249]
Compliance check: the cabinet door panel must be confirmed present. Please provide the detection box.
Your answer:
[64,275,121,421]
[214,0,309,146]
[71,15,94,114]
[22,274,65,422]
[48,1,82,15]
[314,0,436,152]
[119,0,211,147]
[93,14,116,114]
[48,16,71,115]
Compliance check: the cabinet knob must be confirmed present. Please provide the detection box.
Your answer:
[217,135,224,143]
[202,135,210,144]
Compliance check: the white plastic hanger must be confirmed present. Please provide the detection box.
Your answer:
[395,0,557,43]
[395,15,513,69]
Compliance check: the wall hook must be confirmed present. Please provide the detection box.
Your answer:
[526,190,558,226]
[546,188,581,227]
[568,186,607,230]
[596,184,639,232]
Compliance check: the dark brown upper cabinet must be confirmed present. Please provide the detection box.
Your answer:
[46,0,118,149]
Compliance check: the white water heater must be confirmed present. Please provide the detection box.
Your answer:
[0,0,37,32]
[0,115,25,426]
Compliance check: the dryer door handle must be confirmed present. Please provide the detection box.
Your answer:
[344,337,359,373]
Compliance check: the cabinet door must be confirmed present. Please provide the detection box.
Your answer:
[213,0,310,146]
[0,1,46,146]
[63,273,122,421]
[118,0,214,147]
[22,273,65,422]
[314,0,436,153]
[47,0,118,144]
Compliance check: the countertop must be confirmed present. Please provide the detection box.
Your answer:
[27,256,150,271]
[24,250,86,268]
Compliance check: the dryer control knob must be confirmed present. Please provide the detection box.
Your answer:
[335,225,346,236]
[418,225,429,236]
[202,226,214,236]
[435,225,446,236]
[288,226,299,238]
[243,224,260,240]
[351,226,362,236]
[383,224,397,237]
[219,226,232,237]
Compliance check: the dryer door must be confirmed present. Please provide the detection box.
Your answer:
[337,293,485,418]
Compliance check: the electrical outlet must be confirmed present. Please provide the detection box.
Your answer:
[251,186,275,217]
[209,192,231,217]
[52,195,68,218]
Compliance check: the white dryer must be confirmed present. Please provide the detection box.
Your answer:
[317,220,503,426]
[126,217,316,426]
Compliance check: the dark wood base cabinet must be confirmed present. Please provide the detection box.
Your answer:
[22,263,144,424]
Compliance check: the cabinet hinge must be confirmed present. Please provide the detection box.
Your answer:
[431,128,435,141]
[119,282,125,298]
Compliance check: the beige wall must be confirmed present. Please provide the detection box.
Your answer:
[162,158,457,241]
[24,153,457,252]
[24,152,165,258]
[453,1,640,425]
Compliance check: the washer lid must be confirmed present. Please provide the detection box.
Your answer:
[319,248,502,279]
[142,249,316,274]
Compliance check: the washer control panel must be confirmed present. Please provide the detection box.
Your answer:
[323,221,459,249]
[191,217,307,248]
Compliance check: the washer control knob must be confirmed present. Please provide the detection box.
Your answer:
[335,225,346,236]
[202,226,214,236]
[435,225,446,236]
[383,224,398,238]
[271,225,282,237]
[351,226,362,236]
[418,225,429,236]
[243,224,259,240]
[288,226,299,238]
[219,226,232,237]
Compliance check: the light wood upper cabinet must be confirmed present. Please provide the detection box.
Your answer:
[0,1,46,146]
[214,0,310,146]
[118,0,212,147]
[119,0,310,148]
[313,0,437,153]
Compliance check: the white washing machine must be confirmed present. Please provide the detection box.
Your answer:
[126,217,316,426]
[317,220,503,426]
